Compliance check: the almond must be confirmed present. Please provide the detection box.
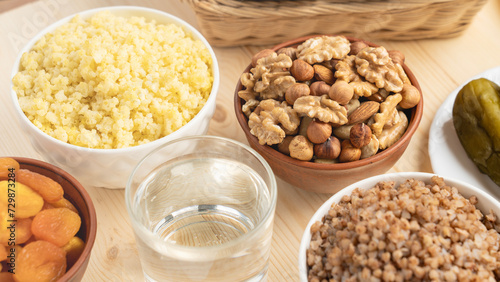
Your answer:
[348,101,380,124]
[313,64,335,85]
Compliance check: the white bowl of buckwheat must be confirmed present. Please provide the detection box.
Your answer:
[299,172,500,281]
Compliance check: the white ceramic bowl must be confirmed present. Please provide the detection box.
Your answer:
[298,172,500,281]
[10,6,220,188]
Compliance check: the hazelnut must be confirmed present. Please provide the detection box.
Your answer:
[329,80,354,105]
[289,135,314,161]
[277,47,297,60]
[291,59,314,81]
[310,81,330,96]
[399,84,421,109]
[277,135,294,155]
[339,140,361,162]
[285,83,310,105]
[307,119,332,144]
[251,49,275,67]
[349,41,368,55]
[313,64,335,85]
[350,123,372,148]
[314,136,341,159]
[388,50,405,66]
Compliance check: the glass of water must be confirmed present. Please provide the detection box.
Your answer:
[125,135,277,282]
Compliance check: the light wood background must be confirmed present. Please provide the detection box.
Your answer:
[1,0,500,281]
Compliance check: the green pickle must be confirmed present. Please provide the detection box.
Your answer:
[452,78,500,186]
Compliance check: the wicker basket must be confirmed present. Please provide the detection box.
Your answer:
[184,0,487,47]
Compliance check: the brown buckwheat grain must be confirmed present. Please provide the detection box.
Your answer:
[307,176,500,281]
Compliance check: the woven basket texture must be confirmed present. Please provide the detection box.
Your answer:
[185,0,487,46]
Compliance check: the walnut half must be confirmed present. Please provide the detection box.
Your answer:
[355,46,406,93]
[248,99,300,145]
[297,35,350,65]
[294,95,348,125]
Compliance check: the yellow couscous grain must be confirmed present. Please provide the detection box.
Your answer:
[13,11,213,149]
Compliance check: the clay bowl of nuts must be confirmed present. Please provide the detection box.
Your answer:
[0,157,97,281]
[234,35,423,193]
[299,172,500,281]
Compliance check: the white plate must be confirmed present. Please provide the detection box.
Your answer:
[428,66,500,200]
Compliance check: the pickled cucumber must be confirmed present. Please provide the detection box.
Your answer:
[452,78,500,186]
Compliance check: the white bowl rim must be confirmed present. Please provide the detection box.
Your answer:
[298,172,500,281]
[10,5,220,154]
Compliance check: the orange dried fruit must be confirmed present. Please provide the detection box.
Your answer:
[49,197,78,214]
[0,158,19,180]
[16,169,63,203]
[0,245,7,261]
[62,236,85,268]
[0,272,14,282]
[31,208,81,247]
[0,181,44,219]
[1,246,22,273]
[0,211,10,245]
[13,240,66,282]
[15,218,33,245]
[41,202,54,211]
[0,214,33,246]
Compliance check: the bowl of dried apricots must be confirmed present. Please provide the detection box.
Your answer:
[0,157,97,282]
[234,35,423,193]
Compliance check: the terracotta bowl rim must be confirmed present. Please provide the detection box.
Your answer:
[234,34,423,171]
[11,157,97,281]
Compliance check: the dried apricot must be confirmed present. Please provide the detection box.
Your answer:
[0,181,44,219]
[41,202,54,211]
[16,169,63,203]
[13,240,66,282]
[48,197,78,214]
[0,272,14,282]
[0,211,10,245]
[15,218,33,245]
[0,214,33,246]
[31,208,81,247]
[2,245,22,275]
[62,236,85,268]
[0,158,19,180]
[0,245,7,261]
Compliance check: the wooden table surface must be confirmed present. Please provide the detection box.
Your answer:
[1,0,500,281]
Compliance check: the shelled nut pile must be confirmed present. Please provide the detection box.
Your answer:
[238,35,421,163]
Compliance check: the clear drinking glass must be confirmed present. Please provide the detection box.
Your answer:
[125,135,277,282]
